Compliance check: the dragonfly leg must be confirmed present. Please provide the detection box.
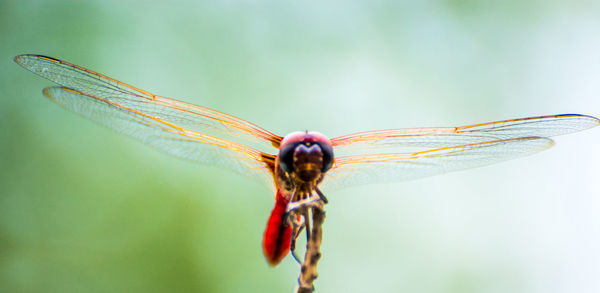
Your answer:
[290,223,305,265]
[286,190,326,213]
[301,208,312,245]
[288,207,314,266]
[286,187,326,266]
[286,197,318,213]
[315,187,328,204]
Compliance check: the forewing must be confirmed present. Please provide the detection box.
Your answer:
[43,86,274,185]
[14,54,282,150]
[322,137,554,191]
[331,114,599,154]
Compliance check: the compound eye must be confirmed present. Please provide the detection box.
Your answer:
[318,142,334,172]
[278,142,297,173]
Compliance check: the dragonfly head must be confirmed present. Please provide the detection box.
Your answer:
[278,131,334,183]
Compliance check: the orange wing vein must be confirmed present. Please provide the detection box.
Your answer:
[331,114,599,154]
[15,55,281,185]
[14,54,283,150]
[324,115,598,191]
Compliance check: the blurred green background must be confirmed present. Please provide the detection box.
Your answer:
[1,1,599,292]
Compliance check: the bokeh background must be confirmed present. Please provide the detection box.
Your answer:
[1,1,600,292]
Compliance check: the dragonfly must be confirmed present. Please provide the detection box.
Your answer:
[14,54,599,266]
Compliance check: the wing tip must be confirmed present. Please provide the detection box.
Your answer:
[42,87,57,101]
[15,53,59,64]
[42,86,77,101]
[581,114,600,126]
[557,113,600,126]
[541,137,555,150]
[13,54,30,66]
[509,136,554,151]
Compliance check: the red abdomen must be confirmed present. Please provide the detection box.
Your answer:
[262,190,292,266]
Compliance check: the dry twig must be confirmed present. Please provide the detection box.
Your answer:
[294,204,326,293]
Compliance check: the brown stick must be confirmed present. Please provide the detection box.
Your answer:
[295,205,326,293]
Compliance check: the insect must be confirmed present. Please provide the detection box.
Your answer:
[14,54,599,266]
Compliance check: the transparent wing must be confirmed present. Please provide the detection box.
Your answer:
[41,86,275,185]
[322,137,554,191]
[14,54,283,151]
[331,114,599,154]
